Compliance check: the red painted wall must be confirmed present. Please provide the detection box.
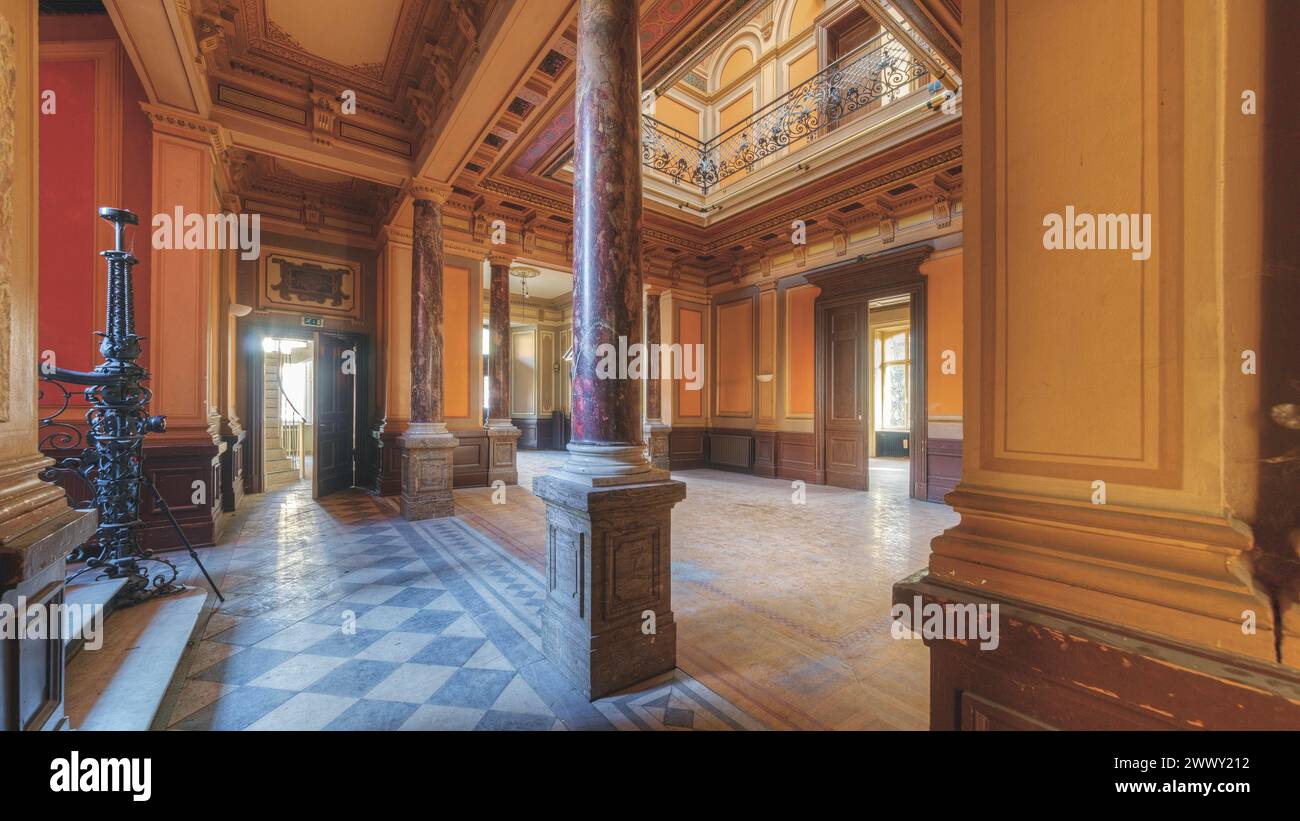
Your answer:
[38,18,152,383]
[38,59,96,375]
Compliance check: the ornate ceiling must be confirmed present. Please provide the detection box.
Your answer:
[179,0,497,240]
[118,0,964,283]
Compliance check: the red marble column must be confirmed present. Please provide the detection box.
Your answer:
[534,0,685,700]
[410,191,446,429]
[487,255,512,423]
[399,180,456,520]
[644,287,663,422]
[568,0,646,470]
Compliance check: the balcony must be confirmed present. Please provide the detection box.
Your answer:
[641,30,934,197]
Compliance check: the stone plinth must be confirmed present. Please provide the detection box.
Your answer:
[644,423,671,472]
[533,472,686,700]
[486,421,522,486]
[398,425,458,520]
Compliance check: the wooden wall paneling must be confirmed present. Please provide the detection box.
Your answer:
[668,427,708,470]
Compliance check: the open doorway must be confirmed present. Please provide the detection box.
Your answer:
[867,295,913,498]
[262,337,312,491]
[811,245,928,499]
[256,331,358,499]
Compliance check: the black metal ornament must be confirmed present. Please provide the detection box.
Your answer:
[38,207,223,605]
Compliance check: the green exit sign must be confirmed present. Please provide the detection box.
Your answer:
[301,316,324,328]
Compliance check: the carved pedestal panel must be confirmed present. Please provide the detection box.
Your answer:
[398,430,457,520]
[643,423,671,472]
[533,474,686,700]
[486,423,521,486]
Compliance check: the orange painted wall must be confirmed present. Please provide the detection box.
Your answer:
[788,48,819,88]
[676,306,704,418]
[656,95,701,140]
[785,284,819,416]
[789,0,824,37]
[921,252,963,418]
[716,299,754,415]
[443,264,472,420]
[719,47,754,86]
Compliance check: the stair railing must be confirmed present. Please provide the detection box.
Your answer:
[272,347,309,480]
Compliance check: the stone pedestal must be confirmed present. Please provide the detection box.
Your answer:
[644,422,671,472]
[486,421,521,485]
[1,506,98,731]
[398,424,458,520]
[533,472,686,700]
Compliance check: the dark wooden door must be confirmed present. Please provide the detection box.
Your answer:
[823,302,868,489]
[313,332,356,498]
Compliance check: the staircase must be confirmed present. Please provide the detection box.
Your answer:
[63,575,210,730]
[263,350,301,489]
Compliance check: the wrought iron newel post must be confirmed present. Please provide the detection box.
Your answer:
[39,207,223,605]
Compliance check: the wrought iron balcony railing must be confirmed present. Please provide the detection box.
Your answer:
[641,31,931,195]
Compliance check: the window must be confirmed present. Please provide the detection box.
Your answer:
[873,326,910,431]
[482,326,490,417]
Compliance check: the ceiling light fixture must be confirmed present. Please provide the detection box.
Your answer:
[510,266,542,301]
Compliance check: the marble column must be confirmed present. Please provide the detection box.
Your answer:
[533,0,686,700]
[485,253,521,484]
[398,180,458,520]
[643,286,671,471]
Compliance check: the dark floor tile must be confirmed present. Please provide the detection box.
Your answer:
[208,617,293,647]
[192,647,297,686]
[324,699,418,731]
[307,659,402,697]
[427,668,514,709]
[475,710,555,731]
[305,600,374,626]
[383,587,441,609]
[171,686,294,731]
[301,628,388,658]
[393,609,461,635]
[409,636,486,667]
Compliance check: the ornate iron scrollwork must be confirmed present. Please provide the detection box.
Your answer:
[641,32,930,194]
[38,207,223,605]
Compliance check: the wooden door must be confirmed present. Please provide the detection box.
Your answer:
[313,332,356,498]
[822,302,868,489]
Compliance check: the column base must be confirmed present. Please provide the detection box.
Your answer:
[644,422,671,472]
[533,472,686,700]
[485,420,521,485]
[894,569,1300,729]
[398,425,458,521]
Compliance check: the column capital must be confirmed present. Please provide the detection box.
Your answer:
[140,102,231,154]
[406,178,452,204]
[486,250,515,267]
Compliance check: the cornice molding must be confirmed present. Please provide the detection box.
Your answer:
[140,102,231,153]
[378,225,414,246]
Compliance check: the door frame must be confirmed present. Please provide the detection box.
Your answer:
[238,319,371,498]
[808,243,931,500]
[311,329,364,499]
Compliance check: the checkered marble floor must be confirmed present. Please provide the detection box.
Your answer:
[166,484,763,731]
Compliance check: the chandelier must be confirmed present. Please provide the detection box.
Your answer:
[510,266,541,301]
